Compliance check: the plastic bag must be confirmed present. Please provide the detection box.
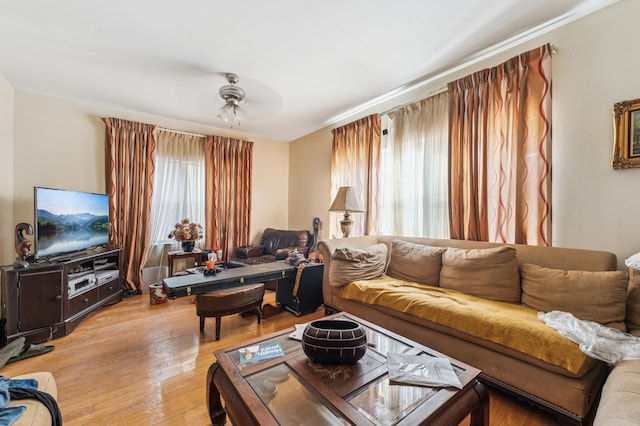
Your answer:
[625,252,640,269]
[387,353,462,389]
[539,310,640,365]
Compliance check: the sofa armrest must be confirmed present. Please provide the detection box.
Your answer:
[235,245,265,259]
[593,360,640,425]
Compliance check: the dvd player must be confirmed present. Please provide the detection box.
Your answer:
[68,273,96,297]
[95,270,120,285]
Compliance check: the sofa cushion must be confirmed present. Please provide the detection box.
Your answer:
[440,246,521,303]
[521,263,628,331]
[339,275,591,375]
[387,240,443,286]
[626,269,640,335]
[329,243,387,287]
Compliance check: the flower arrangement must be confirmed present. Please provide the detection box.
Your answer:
[168,218,204,242]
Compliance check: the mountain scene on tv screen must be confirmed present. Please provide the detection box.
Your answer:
[37,210,109,256]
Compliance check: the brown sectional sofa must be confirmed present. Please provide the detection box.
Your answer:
[318,236,639,424]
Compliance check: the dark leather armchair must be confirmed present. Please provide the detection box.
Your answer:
[227,228,313,268]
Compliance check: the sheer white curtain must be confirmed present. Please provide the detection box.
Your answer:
[148,130,206,249]
[379,92,450,238]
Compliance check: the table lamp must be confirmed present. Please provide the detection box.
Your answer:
[329,186,364,238]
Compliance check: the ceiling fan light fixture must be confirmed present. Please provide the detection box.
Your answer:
[217,103,246,126]
[217,73,246,127]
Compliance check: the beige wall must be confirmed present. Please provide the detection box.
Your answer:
[0,73,14,265]
[289,0,640,269]
[288,128,333,237]
[250,136,289,242]
[6,92,288,265]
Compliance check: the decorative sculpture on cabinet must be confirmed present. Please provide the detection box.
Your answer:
[14,222,33,268]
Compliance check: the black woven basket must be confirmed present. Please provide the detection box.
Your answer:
[301,319,367,364]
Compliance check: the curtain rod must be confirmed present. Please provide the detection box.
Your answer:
[380,86,448,117]
[156,127,206,138]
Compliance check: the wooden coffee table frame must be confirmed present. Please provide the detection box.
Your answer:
[207,312,489,425]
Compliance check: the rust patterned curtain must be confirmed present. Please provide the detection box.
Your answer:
[448,44,552,245]
[205,136,253,260]
[330,114,381,237]
[103,118,156,291]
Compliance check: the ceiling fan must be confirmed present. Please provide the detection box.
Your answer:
[217,72,246,127]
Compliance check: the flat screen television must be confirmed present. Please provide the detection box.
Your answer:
[34,186,110,258]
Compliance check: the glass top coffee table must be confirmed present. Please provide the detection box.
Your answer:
[207,312,489,425]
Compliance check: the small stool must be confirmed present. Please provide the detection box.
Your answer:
[195,283,265,340]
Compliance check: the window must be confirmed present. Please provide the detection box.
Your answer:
[378,92,450,238]
[148,131,206,246]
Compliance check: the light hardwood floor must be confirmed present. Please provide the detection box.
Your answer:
[1,291,558,425]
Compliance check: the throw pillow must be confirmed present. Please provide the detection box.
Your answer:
[439,246,521,303]
[329,243,388,287]
[625,268,640,334]
[521,263,628,331]
[386,240,443,286]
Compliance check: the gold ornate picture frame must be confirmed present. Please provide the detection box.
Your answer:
[613,98,640,169]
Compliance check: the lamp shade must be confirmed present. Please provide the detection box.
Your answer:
[329,186,364,213]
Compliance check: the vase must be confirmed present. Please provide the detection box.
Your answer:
[301,319,367,364]
[181,241,195,252]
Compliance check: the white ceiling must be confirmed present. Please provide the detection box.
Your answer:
[0,0,620,142]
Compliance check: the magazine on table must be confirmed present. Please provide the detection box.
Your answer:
[387,353,462,389]
[239,342,285,364]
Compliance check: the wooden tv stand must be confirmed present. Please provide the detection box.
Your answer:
[1,247,123,346]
